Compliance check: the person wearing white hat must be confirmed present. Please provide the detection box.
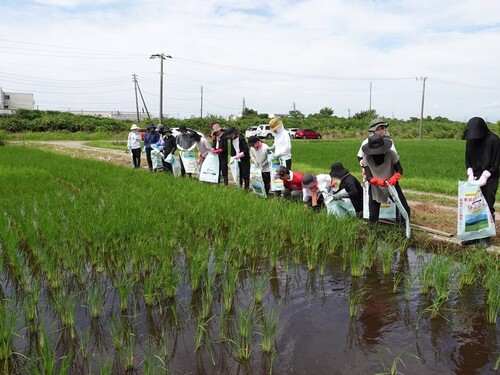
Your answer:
[127,124,142,168]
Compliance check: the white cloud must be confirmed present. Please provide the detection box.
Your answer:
[0,0,499,121]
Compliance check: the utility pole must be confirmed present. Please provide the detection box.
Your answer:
[136,79,150,120]
[293,102,296,111]
[200,86,203,118]
[150,53,172,125]
[132,74,140,123]
[242,97,246,116]
[417,77,427,141]
[369,82,372,111]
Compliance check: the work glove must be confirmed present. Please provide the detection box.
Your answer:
[212,149,223,155]
[126,147,130,154]
[477,170,491,186]
[388,172,402,186]
[235,151,244,160]
[331,190,349,200]
[269,145,275,152]
[370,177,387,187]
[188,145,196,152]
[467,167,475,182]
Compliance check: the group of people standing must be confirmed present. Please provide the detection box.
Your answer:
[127,115,499,243]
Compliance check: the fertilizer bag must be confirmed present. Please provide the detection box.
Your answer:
[457,181,496,241]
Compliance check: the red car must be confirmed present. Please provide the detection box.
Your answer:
[295,128,322,139]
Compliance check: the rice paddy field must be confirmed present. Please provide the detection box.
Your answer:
[0,145,499,374]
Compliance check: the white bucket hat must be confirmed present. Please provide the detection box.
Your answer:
[130,124,140,131]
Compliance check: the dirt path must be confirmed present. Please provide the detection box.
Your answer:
[16,140,500,248]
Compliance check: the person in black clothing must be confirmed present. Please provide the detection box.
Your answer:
[329,162,363,216]
[211,123,229,185]
[160,127,177,173]
[463,117,500,246]
[225,126,251,189]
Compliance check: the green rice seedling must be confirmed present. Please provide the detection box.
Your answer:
[393,272,404,294]
[494,354,500,371]
[431,256,456,302]
[53,292,79,339]
[380,242,397,276]
[143,271,160,307]
[305,246,318,272]
[457,251,483,287]
[161,263,183,299]
[486,281,500,324]
[189,249,209,293]
[259,306,279,354]
[376,348,420,375]
[349,247,365,278]
[115,273,135,312]
[222,266,239,311]
[252,273,268,304]
[318,248,329,277]
[120,331,136,371]
[404,275,414,301]
[29,328,72,375]
[85,282,106,318]
[0,299,17,361]
[269,242,280,270]
[232,306,256,361]
[418,260,435,295]
[109,313,125,352]
[195,315,209,351]
[23,278,40,322]
[348,288,368,318]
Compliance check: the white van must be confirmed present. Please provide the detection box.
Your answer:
[256,124,274,139]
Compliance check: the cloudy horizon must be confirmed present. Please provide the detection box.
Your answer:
[1,0,500,122]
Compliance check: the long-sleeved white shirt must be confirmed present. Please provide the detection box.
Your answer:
[273,126,292,160]
[127,131,142,149]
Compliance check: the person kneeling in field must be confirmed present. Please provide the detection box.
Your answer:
[248,136,271,195]
[301,173,331,211]
[276,166,303,200]
[329,162,363,216]
[362,134,410,226]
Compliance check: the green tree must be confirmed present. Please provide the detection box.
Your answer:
[289,110,305,119]
[242,107,259,117]
[318,107,334,117]
[352,109,377,120]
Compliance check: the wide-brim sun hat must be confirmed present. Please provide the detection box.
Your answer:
[211,123,222,135]
[224,126,237,136]
[302,173,317,189]
[130,124,140,131]
[269,117,283,132]
[330,162,349,178]
[362,134,393,156]
[369,118,389,132]
[462,117,489,140]
[147,123,156,129]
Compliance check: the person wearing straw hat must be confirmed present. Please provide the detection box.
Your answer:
[248,135,271,195]
[362,134,410,226]
[126,124,142,168]
[211,123,229,185]
[269,117,292,169]
[329,162,363,215]
[144,123,160,171]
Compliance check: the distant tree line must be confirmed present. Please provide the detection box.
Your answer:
[1,108,498,140]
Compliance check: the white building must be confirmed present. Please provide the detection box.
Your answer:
[0,88,34,114]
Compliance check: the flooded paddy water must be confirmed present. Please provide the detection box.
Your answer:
[2,244,499,374]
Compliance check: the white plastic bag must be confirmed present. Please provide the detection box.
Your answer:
[250,164,267,198]
[229,158,240,187]
[199,153,220,183]
[180,150,198,174]
[170,154,182,177]
[457,181,496,241]
[324,189,356,217]
[269,154,284,192]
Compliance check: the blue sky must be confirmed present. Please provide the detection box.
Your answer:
[1,0,500,122]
